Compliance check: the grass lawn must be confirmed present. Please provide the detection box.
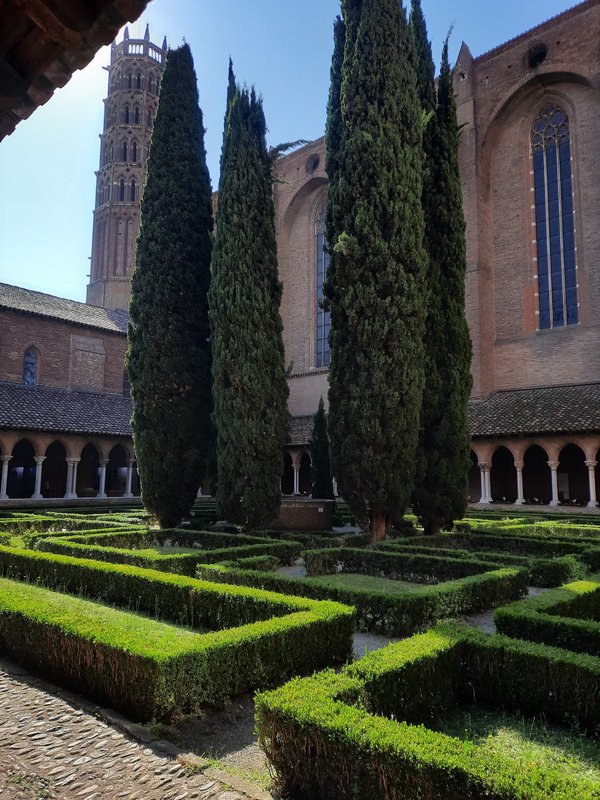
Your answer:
[432,705,600,786]
[308,573,432,595]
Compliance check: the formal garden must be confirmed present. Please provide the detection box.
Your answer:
[0,503,599,797]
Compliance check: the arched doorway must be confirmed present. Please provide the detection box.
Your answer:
[468,450,480,502]
[77,443,100,497]
[106,444,127,496]
[490,446,516,502]
[558,444,588,505]
[522,445,551,504]
[7,440,35,498]
[299,452,311,495]
[42,441,67,498]
[281,453,294,495]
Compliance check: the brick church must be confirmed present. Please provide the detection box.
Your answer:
[1,0,600,508]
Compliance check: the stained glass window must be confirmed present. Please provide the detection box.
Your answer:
[315,203,330,368]
[532,104,577,329]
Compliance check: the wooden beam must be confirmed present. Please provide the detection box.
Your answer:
[14,0,94,46]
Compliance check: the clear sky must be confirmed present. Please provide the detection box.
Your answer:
[0,0,576,303]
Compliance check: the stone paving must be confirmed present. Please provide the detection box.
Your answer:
[0,659,269,800]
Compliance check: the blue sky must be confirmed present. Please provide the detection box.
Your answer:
[0,0,576,302]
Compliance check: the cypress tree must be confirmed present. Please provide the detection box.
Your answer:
[411,36,473,534]
[126,44,213,528]
[310,397,334,499]
[209,66,289,529]
[325,0,427,541]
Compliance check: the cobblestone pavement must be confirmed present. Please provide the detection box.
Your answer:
[0,659,270,800]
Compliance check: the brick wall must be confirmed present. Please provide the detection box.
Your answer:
[0,309,127,394]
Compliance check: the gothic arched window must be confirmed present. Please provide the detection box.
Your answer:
[119,179,125,201]
[104,180,110,203]
[147,109,153,127]
[532,104,577,329]
[127,73,132,90]
[23,347,38,386]
[130,179,136,201]
[131,142,138,162]
[315,202,330,368]
[136,73,141,90]
[123,105,130,124]
[148,75,154,95]
[121,141,128,161]
[133,106,140,125]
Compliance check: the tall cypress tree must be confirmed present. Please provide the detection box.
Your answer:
[325,0,427,541]
[411,36,473,534]
[310,397,334,499]
[209,66,289,529]
[126,44,213,528]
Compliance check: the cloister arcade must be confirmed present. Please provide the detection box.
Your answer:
[282,449,312,496]
[469,435,600,507]
[0,432,140,501]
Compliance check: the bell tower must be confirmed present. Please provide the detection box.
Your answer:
[87,25,167,310]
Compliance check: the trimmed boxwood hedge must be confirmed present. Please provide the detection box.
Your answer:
[33,528,301,575]
[0,552,354,721]
[377,541,585,587]
[256,622,600,800]
[197,558,526,636]
[494,576,600,656]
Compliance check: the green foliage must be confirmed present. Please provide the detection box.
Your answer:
[197,560,525,636]
[325,0,427,540]
[256,623,600,800]
[494,576,600,656]
[412,31,473,535]
[209,64,289,529]
[33,528,301,575]
[126,44,213,529]
[0,534,9,546]
[0,568,354,722]
[310,397,334,499]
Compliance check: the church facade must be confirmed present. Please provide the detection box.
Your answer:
[1,2,600,507]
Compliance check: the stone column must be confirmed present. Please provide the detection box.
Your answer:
[124,460,135,498]
[293,465,300,496]
[65,458,79,499]
[514,460,524,505]
[197,485,204,498]
[478,462,490,504]
[548,460,559,507]
[585,460,598,508]
[0,455,12,500]
[332,478,339,498]
[97,460,108,499]
[32,456,46,500]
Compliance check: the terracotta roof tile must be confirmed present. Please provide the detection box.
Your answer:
[0,283,128,334]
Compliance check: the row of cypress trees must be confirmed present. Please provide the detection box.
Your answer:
[127,47,288,529]
[324,0,472,540]
[128,0,472,538]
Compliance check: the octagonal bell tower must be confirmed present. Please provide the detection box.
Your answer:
[87,25,166,310]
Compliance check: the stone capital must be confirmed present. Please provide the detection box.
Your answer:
[514,460,524,470]
[585,460,597,469]
[1,455,12,464]
[547,460,559,469]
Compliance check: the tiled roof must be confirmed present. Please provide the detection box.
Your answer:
[0,382,132,438]
[469,383,600,437]
[0,283,128,334]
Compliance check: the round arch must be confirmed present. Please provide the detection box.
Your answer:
[106,444,127,496]
[522,444,551,504]
[281,453,294,496]
[77,443,100,497]
[299,452,311,495]
[558,443,588,505]
[7,439,36,498]
[42,441,68,498]
[490,446,516,502]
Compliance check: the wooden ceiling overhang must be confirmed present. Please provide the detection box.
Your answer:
[0,0,150,140]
